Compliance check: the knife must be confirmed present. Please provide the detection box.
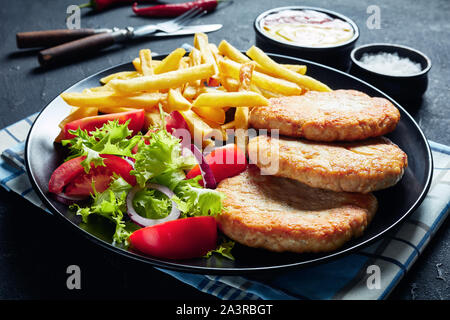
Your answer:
[16,24,223,49]
[17,24,222,66]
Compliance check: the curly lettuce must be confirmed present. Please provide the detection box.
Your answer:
[62,120,142,173]
[71,176,133,245]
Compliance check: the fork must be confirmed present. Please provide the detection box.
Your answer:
[133,7,205,35]
[37,7,206,66]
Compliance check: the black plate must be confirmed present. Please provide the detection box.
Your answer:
[25,53,433,274]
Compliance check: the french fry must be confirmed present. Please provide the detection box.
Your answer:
[190,47,203,66]
[192,91,268,108]
[133,57,142,73]
[192,106,226,124]
[238,62,255,91]
[201,119,228,141]
[257,87,284,99]
[218,40,251,64]
[194,33,219,83]
[132,58,161,73]
[283,64,307,75]
[217,40,307,76]
[219,76,239,92]
[182,85,200,100]
[83,85,114,93]
[61,91,164,110]
[235,62,255,151]
[139,49,154,76]
[209,43,220,57]
[218,59,302,96]
[153,48,186,74]
[100,71,140,84]
[249,84,263,95]
[221,120,236,130]
[183,48,203,94]
[199,86,226,94]
[246,46,331,92]
[97,106,136,114]
[166,88,192,112]
[254,63,307,76]
[109,64,215,93]
[180,110,215,148]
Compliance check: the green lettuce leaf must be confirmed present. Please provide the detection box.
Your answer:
[131,129,196,187]
[204,237,235,260]
[132,188,172,220]
[71,176,133,246]
[62,120,142,173]
[172,176,224,217]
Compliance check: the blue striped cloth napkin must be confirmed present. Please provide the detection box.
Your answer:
[1,113,449,300]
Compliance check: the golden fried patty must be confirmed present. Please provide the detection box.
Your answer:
[248,135,407,193]
[249,90,400,141]
[215,166,377,253]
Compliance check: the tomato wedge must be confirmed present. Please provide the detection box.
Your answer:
[129,216,218,260]
[186,144,247,185]
[165,110,190,136]
[62,109,145,140]
[48,156,86,194]
[48,154,136,196]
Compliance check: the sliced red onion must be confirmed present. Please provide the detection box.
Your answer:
[164,111,216,189]
[53,192,88,205]
[126,183,180,227]
[189,143,217,189]
[123,156,136,167]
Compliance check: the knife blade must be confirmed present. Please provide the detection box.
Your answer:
[143,24,222,37]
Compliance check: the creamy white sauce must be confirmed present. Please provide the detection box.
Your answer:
[262,9,354,47]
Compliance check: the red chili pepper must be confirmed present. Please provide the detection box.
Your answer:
[79,0,155,11]
[132,0,222,18]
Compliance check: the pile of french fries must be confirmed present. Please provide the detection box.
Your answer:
[58,33,331,150]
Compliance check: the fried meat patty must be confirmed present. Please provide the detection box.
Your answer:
[215,166,378,253]
[249,90,400,141]
[248,135,407,193]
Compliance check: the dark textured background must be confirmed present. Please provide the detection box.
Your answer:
[0,0,449,300]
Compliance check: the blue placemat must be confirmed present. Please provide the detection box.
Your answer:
[1,113,449,300]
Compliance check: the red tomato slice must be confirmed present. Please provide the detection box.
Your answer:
[48,154,136,196]
[129,216,218,260]
[165,110,190,136]
[64,166,114,197]
[63,109,145,140]
[48,156,86,194]
[186,144,247,185]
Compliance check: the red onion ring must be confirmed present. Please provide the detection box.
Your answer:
[189,143,217,189]
[126,183,180,227]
